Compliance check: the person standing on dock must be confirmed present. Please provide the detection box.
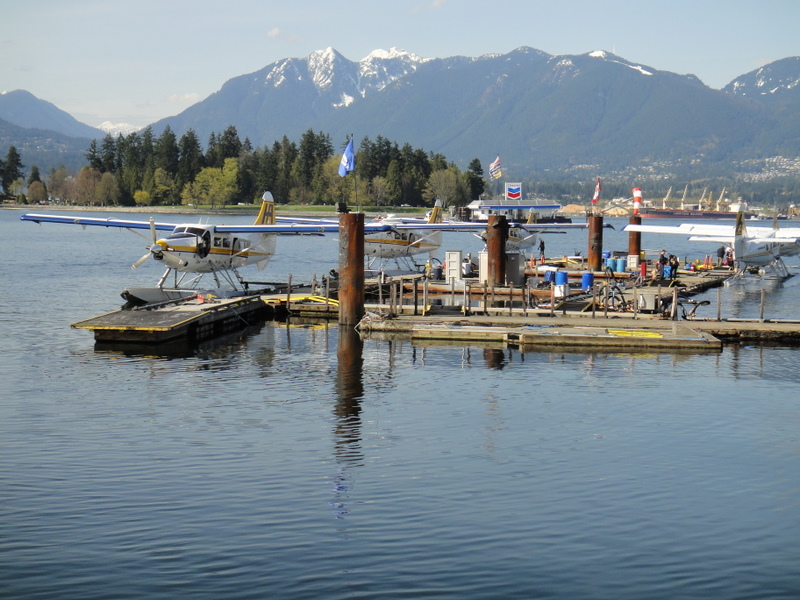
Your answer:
[716,245,726,268]
[539,238,546,264]
[724,245,734,268]
[658,250,668,279]
[668,254,680,280]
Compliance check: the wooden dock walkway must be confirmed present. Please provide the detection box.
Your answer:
[67,266,800,351]
[72,295,269,343]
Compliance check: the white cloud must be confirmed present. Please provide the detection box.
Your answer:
[167,92,201,105]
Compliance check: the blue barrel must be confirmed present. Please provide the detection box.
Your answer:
[544,270,556,283]
[555,271,569,285]
[663,265,672,278]
[581,272,594,290]
[617,258,627,272]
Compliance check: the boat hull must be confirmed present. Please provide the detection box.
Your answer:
[639,208,757,219]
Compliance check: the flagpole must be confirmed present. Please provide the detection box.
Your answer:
[352,133,359,213]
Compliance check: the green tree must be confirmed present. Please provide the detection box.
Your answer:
[149,168,176,205]
[27,180,48,203]
[27,165,42,185]
[253,144,279,199]
[94,172,121,205]
[182,157,239,208]
[385,160,403,206]
[424,169,461,207]
[2,145,24,194]
[48,166,74,203]
[207,126,242,168]
[371,176,388,207]
[465,158,485,200]
[133,190,152,206]
[75,167,102,205]
[274,136,298,203]
[85,140,102,171]
[177,129,204,193]
[100,133,117,173]
[154,126,179,177]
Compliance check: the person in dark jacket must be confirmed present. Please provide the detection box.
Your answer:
[668,254,680,279]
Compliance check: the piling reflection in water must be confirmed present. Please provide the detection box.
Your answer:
[330,325,365,519]
[483,347,507,370]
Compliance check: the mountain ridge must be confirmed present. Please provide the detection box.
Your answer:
[2,47,800,179]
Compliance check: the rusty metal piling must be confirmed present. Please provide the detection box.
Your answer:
[338,212,365,325]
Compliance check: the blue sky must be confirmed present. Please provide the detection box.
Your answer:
[2,0,798,128]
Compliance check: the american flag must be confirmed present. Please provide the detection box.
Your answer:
[489,155,502,179]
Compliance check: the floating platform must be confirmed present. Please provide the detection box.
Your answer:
[72,295,270,343]
[357,314,723,352]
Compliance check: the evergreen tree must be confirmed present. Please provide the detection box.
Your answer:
[154,126,179,176]
[85,140,103,171]
[385,160,403,206]
[465,158,485,200]
[2,146,24,194]
[100,134,117,173]
[28,165,42,185]
[177,129,205,192]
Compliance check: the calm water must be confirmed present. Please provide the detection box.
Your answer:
[2,208,799,599]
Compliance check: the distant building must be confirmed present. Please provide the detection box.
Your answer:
[463,199,566,222]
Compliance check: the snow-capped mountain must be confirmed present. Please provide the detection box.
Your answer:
[97,121,141,136]
[723,57,800,97]
[4,47,800,176]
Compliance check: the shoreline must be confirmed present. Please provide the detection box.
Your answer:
[1,204,412,218]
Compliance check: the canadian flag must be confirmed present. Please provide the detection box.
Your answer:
[591,178,601,204]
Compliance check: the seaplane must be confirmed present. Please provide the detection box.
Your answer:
[624,210,800,278]
[474,208,599,252]
[279,200,600,271]
[20,192,395,304]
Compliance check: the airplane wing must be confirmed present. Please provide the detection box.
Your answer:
[21,213,392,235]
[624,223,736,236]
[216,223,392,234]
[363,221,606,231]
[21,213,178,231]
[686,235,800,245]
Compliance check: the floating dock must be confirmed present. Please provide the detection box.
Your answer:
[68,266,800,351]
[72,295,269,343]
[357,313,723,352]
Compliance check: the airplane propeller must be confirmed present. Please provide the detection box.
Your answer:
[131,217,187,269]
[131,217,158,269]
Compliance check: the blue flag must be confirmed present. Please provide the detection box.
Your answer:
[338,139,355,177]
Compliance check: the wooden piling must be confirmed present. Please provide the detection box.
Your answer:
[486,215,508,285]
[338,212,365,325]
[628,215,642,269]
[588,215,604,272]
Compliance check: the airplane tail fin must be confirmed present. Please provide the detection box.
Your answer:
[254,192,276,225]
[427,199,443,224]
